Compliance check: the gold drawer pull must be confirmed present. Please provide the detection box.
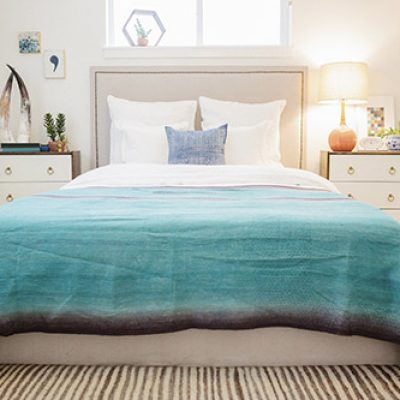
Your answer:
[347,166,355,175]
[388,194,395,203]
[389,166,397,175]
[6,194,13,203]
[347,193,354,199]
[47,166,55,175]
[4,167,12,176]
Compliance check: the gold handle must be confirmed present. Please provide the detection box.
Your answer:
[347,193,354,199]
[6,194,13,203]
[4,167,12,176]
[388,194,395,203]
[47,166,54,175]
[389,166,397,175]
[347,166,355,175]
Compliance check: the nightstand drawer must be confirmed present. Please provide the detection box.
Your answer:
[0,182,66,205]
[0,155,72,182]
[334,182,400,209]
[330,155,400,181]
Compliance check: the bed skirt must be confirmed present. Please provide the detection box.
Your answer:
[0,328,399,366]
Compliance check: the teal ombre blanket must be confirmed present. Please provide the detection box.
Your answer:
[0,185,399,341]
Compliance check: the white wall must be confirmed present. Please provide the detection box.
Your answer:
[1,0,399,172]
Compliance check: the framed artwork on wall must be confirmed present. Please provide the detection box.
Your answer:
[19,32,41,54]
[43,50,66,79]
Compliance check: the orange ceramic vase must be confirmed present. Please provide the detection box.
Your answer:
[328,125,357,152]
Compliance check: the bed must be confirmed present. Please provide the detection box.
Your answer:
[0,66,399,366]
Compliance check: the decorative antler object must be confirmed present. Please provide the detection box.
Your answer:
[0,65,32,143]
[7,65,32,143]
[0,73,14,143]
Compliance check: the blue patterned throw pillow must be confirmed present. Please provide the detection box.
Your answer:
[165,124,228,165]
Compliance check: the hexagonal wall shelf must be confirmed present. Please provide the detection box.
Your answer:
[123,9,166,47]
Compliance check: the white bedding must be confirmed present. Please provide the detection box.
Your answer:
[63,164,338,193]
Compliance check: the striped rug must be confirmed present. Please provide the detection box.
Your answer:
[0,364,399,399]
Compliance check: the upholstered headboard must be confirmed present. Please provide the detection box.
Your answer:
[91,66,307,168]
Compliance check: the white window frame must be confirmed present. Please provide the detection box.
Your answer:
[105,0,293,59]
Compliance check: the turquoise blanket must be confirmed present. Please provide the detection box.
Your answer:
[0,185,399,341]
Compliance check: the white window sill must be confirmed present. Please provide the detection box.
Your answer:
[103,46,295,60]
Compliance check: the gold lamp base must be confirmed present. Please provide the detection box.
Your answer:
[328,124,357,152]
[328,99,357,152]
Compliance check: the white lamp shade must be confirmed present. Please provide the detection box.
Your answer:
[319,62,368,104]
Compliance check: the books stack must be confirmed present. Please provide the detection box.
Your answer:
[1,143,41,153]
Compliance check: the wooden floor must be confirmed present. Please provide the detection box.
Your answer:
[0,364,399,399]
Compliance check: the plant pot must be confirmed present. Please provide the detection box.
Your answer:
[137,37,149,47]
[386,135,400,151]
[48,141,67,152]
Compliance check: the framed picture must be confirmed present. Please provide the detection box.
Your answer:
[354,96,395,137]
[366,96,395,136]
[19,32,41,54]
[43,50,65,79]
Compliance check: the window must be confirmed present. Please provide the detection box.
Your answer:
[107,0,291,48]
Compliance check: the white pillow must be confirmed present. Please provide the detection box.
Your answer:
[108,96,197,128]
[199,96,286,162]
[202,121,273,165]
[123,122,190,164]
[111,121,189,164]
[108,96,197,164]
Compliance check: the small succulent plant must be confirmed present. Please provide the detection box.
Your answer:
[44,113,66,142]
[44,113,57,141]
[134,18,152,38]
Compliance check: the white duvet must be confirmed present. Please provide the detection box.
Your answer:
[63,164,338,192]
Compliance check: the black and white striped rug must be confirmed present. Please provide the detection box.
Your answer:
[0,364,399,399]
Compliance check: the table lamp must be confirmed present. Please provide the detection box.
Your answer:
[319,62,368,151]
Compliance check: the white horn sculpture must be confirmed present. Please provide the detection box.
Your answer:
[7,65,31,143]
[0,72,15,143]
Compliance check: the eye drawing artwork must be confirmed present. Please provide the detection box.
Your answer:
[43,50,65,79]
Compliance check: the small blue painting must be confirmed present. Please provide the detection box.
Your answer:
[19,32,41,54]
[49,55,60,72]
[43,50,65,79]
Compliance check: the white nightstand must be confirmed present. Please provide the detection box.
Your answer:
[0,151,81,205]
[320,151,400,221]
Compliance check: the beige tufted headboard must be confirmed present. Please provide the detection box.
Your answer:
[91,66,307,169]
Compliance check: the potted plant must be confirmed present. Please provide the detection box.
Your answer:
[134,18,152,46]
[379,121,400,151]
[44,113,67,152]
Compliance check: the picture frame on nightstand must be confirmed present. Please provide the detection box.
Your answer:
[355,96,395,138]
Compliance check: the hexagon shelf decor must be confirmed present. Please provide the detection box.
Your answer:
[123,9,166,47]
